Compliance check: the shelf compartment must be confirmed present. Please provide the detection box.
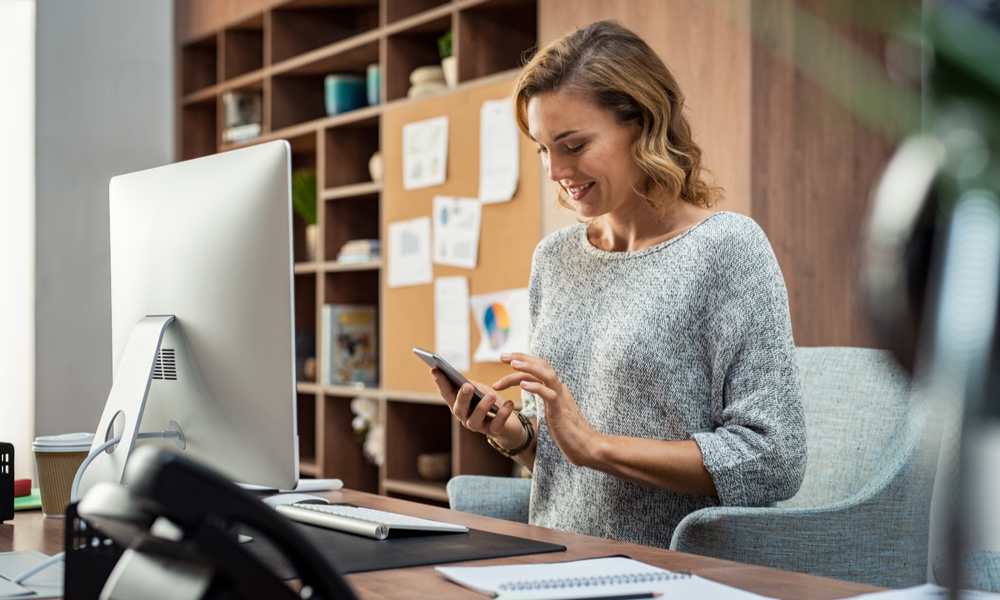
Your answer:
[223,15,265,80]
[294,273,318,335]
[385,0,451,25]
[383,478,449,502]
[323,118,380,188]
[385,15,452,102]
[324,199,380,264]
[271,49,378,132]
[298,392,318,472]
[320,394,379,492]
[270,0,380,66]
[457,0,537,84]
[385,402,452,483]
[324,269,380,305]
[181,97,217,161]
[182,33,219,95]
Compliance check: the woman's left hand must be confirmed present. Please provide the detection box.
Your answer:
[493,352,600,466]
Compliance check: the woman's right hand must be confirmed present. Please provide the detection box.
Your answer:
[431,368,525,450]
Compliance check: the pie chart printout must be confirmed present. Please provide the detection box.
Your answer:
[484,304,510,349]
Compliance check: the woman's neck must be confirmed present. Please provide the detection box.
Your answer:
[587,199,715,253]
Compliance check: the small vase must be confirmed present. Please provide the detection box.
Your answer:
[441,56,458,88]
[305,223,320,262]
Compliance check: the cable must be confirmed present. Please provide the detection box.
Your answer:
[8,429,183,588]
[69,430,181,504]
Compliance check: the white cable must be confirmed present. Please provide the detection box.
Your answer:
[70,430,181,504]
[11,552,65,584]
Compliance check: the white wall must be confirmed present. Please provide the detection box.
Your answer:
[35,0,174,437]
[0,0,36,482]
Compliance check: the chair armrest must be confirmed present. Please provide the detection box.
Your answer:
[446,475,531,524]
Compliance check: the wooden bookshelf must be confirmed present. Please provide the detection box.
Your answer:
[176,0,540,501]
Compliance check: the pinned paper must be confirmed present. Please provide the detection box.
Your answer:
[387,217,433,288]
[470,288,530,362]
[435,277,471,372]
[433,196,481,269]
[478,99,519,203]
[403,116,449,190]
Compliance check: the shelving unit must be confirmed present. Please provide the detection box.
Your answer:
[176,0,539,504]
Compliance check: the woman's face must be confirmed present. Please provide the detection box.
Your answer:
[527,90,646,220]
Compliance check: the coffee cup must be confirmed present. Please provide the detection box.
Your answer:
[32,432,94,518]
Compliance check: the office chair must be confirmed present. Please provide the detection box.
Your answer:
[447,347,941,589]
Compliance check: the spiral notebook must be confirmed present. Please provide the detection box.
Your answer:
[437,556,777,600]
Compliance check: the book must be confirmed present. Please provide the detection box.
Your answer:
[222,90,263,144]
[322,304,377,386]
[436,556,777,600]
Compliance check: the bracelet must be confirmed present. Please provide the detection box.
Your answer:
[487,411,535,458]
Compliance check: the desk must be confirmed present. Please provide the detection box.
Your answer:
[0,489,884,600]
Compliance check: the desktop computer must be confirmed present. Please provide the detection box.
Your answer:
[78,141,299,497]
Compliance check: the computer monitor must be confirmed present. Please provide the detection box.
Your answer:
[78,141,299,497]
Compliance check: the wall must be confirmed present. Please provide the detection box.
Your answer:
[0,0,36,481]
[35,0,174,436]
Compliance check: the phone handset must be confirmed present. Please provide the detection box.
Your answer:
[78,446,359,600]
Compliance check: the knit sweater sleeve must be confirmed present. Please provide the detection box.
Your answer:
[690,225,806,507]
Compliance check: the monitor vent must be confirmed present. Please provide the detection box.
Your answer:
[153,349,177,381]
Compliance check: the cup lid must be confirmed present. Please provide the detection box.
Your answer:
[32,432,95,452]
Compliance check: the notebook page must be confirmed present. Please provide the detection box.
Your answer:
[436,556,675,596]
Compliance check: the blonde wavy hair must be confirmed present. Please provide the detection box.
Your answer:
[513,20,722,217]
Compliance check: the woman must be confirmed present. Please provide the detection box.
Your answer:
[431,20,806,549]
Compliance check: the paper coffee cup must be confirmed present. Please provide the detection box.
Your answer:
[32,432,94,518]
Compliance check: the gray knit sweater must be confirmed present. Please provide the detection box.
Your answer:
[520,212,806,548]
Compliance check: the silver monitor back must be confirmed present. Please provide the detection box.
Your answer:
[80,141,298,496]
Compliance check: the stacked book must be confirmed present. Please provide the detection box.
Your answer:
[337,239,380,264]
[222,90,263,144]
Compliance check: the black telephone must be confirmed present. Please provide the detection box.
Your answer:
[75,446,358,600]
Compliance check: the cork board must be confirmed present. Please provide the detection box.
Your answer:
[382,74,542,396]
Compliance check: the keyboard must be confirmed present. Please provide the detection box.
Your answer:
[275,503,469,540]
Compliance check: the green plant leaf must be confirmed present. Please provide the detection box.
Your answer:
[438,30,453,59]
[291,169,317,225]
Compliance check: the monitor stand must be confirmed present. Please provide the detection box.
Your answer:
[78,315,185,498]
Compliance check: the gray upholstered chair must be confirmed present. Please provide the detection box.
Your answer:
[446,347,941,589]
[933,551,1000,592]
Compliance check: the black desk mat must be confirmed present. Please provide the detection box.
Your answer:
[242,522,566,577]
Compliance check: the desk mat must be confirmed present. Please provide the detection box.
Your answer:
[242,523,566,577]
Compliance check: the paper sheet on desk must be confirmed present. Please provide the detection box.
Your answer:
[437,556,778,600]
[843,583,1000,599]
[0,551,63,599]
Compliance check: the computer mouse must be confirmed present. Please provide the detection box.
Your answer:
[262,493,331,509]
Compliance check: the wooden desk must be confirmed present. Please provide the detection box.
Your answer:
[0,489,884,600]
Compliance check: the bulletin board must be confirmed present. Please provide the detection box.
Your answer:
[382,74,542,397]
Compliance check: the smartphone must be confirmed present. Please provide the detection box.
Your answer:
[413,347,498,415]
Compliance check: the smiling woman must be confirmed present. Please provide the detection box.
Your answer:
[429,20,807,550]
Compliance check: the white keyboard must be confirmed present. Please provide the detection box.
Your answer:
[275,503,469,540]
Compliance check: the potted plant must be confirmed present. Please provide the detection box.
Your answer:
[438,30,456,88]
[292,169,318,262]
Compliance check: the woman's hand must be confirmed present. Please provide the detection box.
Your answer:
[493,352,600,467]
[431,368,525,450]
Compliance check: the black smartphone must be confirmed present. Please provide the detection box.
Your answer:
[413,347,498,415]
